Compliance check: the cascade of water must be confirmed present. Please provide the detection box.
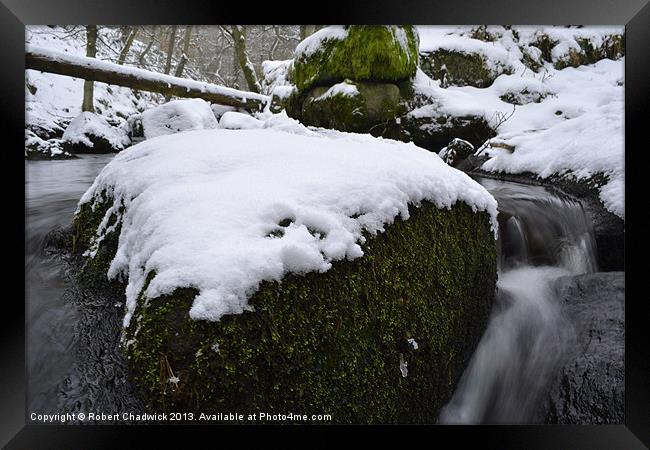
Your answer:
[439,177,598,424]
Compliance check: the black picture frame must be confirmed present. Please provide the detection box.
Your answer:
[3,0,649,447]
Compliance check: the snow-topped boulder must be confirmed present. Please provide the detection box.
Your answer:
[141,98,218,140]
[439,138,475,167]
[73,114,498,421]
[290,26,419,92]
[62,112,131,154]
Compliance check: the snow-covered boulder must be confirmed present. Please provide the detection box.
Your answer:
[217,111,264,130]
[62,112,131,154]
[73,115,498,421]
[439,138,475,167]
[141,98,218,140]
[290,26,419,92]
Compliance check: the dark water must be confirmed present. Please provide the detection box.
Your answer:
[26,154,142,416]
[26,158,598,422]
[439,177,598,424]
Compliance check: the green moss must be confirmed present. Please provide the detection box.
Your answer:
[291,26,419,93]
[73,192,124,284]
[122,201,497,423]
[299,81,401,134]
[419,49,505,88]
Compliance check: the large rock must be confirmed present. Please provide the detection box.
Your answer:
[62,112,131,154]
[141,98,218,139]
[541,272,624,423]
[74,197,497,423]
[300,80,401,134]
[291,26,419,93]
[400,113,495,152]
[419,49,505,88]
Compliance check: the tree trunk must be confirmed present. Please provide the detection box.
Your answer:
[138,26,157,67]
[164,25,177,75]
[173,26,193,78]
[26,46,269,111]
[117,27,138,65]
[82,25,98,112]
[230,25,261,94]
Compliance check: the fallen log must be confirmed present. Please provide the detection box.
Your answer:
[26,45,269,112]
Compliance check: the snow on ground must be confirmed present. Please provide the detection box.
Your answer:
[63,111,131,149]
[415,26,624,218]
[142,99,218,139]
[79,113,498,326]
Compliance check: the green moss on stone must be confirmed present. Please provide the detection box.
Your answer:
[122,201,496,423]
[299,81,401,134]
[291,26,419,93]
[73,193,123,283]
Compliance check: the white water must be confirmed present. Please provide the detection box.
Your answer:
[439,178,598,424]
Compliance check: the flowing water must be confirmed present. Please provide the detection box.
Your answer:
[26,157,597,421]
[26,154,142,416]
[438,177,598,424]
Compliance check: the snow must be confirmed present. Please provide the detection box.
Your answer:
[78,114,498,327]
[413,26,624,218]
[25,130,70,158]
[294,26,348,58]
[141,98,218,139]
[316,81,359,100]
[261,59,292,95]
[218,111,264,130]
[62,111,130,149]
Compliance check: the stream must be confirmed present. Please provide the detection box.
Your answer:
[26,156,599,422]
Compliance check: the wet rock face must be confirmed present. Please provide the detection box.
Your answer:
[541,272,624,424]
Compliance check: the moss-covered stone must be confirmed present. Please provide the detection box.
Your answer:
[554,34,625,69]
[419,50,507,88]
[291,26,419,93]
[299,81,402,134]
[74,195,497,423]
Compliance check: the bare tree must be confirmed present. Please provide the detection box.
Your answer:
[117,26,139,65]
[82,25,98,112]
[138,26,157,67]
[225,25,261,93]
[174,26,194,77]
[164,25,178,74]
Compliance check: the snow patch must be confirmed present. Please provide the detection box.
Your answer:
[294,26,348,58]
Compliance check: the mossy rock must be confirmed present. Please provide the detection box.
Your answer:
[554,34,625,69]
[299,81,402,134]
[291,26,419,93]
[75,194,497,423]
[419,49,507,88]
